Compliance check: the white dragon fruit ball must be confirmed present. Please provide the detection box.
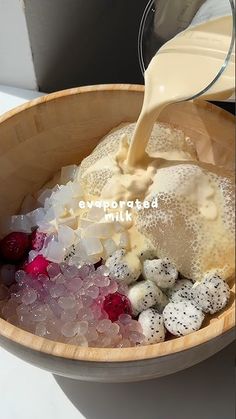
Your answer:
[142,258,178,289]
[128,280,168,316]
[192,273,231,314]
[163,301,205,337]
[105,249,141,285]
[138,308,165,344]
[167,279,193,303]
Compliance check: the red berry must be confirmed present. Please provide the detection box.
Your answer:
[0,232,30,264]
[24,255,49,276]
[102,292,132,322]
[31,230,46,251]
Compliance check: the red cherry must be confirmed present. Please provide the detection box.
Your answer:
[31,230,46,251]
[24,255,49,276]
[0,232,30,264]
[102,292,132,322]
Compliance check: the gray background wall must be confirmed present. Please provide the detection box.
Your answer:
[24,0,148,93]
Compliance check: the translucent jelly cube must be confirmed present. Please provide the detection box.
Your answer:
[27,208,46,227]
[10,215,32,233]
[46,241,65,263]
[80,237,103,256]
[71,181,83,197]
[57,215,77,229]
[83,223,115,239]
[60,165,78,184]
[37,188,53,206]
[58,225,75,247]
[53,184,73,205]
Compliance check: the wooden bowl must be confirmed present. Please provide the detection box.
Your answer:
[0,85,234,382]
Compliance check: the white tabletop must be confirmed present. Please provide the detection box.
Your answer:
[0,86,234,419]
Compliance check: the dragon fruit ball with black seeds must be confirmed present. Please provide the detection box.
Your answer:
[192,273,230,314]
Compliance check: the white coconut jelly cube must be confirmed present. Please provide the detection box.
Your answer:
[60,165,78,184]
[58,215,78,229]
[10,215,32,233]
[37,188,53,206]
[83,222,115,239]
[58,225,75,247]
[52,183,73,205]
[43,207,56,223]
[69,198,81,216]
[71,181,83,197]
[45,241,65,263]
[80,237,103,256]
[27,208,46,227]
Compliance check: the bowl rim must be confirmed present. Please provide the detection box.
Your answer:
[0,84,235,363]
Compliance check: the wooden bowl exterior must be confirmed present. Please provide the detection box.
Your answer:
[0,85,234,382]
